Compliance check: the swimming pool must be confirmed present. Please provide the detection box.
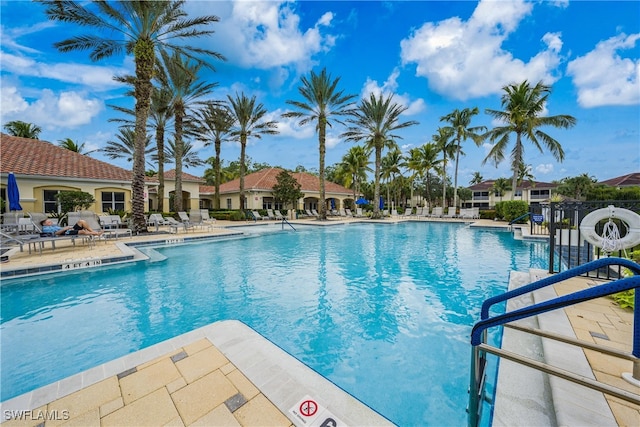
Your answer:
[1,222,548,425]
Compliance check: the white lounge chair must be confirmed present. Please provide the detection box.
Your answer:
[266,209,276,220]
[200,209,217,226]
[251,211,264,221]
[164,216,192,233]
[355,208,364,217]
[345,208,354,217]
[430,207,443,218]
[274,210,284,220]
[147,213,167,231]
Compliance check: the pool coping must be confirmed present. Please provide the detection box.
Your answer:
[0,320,394,426]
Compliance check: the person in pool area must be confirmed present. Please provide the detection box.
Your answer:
[40,218,103,236]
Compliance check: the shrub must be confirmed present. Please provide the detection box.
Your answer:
[496,201,529,223]
[479,209,496,220]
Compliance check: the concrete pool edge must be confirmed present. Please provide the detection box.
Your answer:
[0,320,394,426]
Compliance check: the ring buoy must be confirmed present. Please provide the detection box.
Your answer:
[579,205,640,251]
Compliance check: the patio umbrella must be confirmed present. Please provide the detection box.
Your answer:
[7,172,22,211]
[355,197,368,205]
[330,198,336,210]
[379,197,384,210]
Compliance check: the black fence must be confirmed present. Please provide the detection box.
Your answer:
[529,200,640,278]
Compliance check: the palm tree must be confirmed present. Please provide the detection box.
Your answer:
[433,127,455,208]
[58,138,95,155]
[39,0,224,231]
[227,92,279,211]
[194,103,234,209]
[101,127,155,164]
[381,147,404,209]
[484,80,576,200]
[492,178,511,202]
[407,143,442,209]
[470,171,484,185]
[342,93,418,219]
[109,84,174,212]
[339,145,372,202]
[156,51,217,212]
[3,121,41,139]
[162,140,205,169]
[282,68,356,220]
[440,107,486,208]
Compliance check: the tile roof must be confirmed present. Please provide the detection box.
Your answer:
[200,167,353,195]
[468,180,555,191]
[1,133,132,181]
[162,169,205,183]
[598,172,640,187]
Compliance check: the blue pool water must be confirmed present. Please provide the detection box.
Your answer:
[1,222,548,425]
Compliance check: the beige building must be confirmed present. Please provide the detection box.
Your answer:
[1,134,356,216]
[467,180,557,209]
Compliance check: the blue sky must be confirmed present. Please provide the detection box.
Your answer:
[1,0,639,185]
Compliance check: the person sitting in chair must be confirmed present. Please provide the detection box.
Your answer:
[40,219,103,236]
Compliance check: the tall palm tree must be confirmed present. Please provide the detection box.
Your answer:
[433,127,455,208]
[440,107,486,208]
[101,127,155,164]
[342,93,418,219]
[194,103,234,209]
[227,92,279,211]
[407,142,442,209]
[162,140,205,169]
[156,51,217,212]
[3,121,41,139]
[381,147,404,208]
[339,145,372,202]
[484,80,576,200]
[58,138,95,155]
[470,171,484,185]
[110,85,174,212]
[282,68,356,220]
[39,0,224,231]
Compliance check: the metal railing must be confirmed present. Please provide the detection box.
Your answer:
[281,218,296,231]
[468,257,640,427]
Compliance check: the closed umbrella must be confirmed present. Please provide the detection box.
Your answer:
[7,172,22,211]
[330,199,336,210]
[379,197,384,210]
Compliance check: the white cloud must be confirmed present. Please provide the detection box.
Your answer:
[535,163,554,174]
[6,88,104,130]
[360,68,426,115]
[214,1,336,71]
[1,50,127,90]
[400,0,563,100]
[566,33,640,107]
[0,84,28,115]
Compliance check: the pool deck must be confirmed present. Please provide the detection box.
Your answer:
[1,216,638,426]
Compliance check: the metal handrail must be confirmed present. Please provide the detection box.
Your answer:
[468,257,640,427]
[281,218,296,231]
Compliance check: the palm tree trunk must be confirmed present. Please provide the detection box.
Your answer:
[174,106,184,212]
[442,160,447,208]
[373,144,382,219]
[511,134,523,201]
[131,40,154,233]
[318,119,327,220]
[239,133,247,211]
[156,128,165,213]
[453,139,461,208]
[214,139,221,210]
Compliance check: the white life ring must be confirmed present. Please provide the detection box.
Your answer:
[579,205,640,251]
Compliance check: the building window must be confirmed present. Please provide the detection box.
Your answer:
[43,190,61,214]
[514,190,523,197]
[102,192,125,212]
[226,198,232,209]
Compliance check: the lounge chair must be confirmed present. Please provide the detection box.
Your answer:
[266,209,276,220]
[189,210,213,231]
[251,211,264,221]
[164,216,191,233]
[345,208,354,217]
[382,209,390,217]
[401,207,413,218]
[28,212,89,253]
[443,208,457,219]
[355,208,364,217]
[274,210,284,220]
[200,209,216,226]
[339,208,348,217]
[147,213,167,231]
[99,214,132,239]
[312,209,320,217]
[430,207,443,218]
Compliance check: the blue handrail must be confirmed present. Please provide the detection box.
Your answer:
[480,257,640,319]
[508,212,530,225]
[281,218,296,231]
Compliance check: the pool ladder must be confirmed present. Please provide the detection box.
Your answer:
[281,218,296,231]
[468,257,640,427]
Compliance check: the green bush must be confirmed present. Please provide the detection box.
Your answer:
[228,210,246,221]
[495,201,529,222]
[479,209,496,220]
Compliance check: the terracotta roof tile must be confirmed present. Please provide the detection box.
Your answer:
[206,168,352,195]
[1,133,132,181]
[598,172,640,187]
